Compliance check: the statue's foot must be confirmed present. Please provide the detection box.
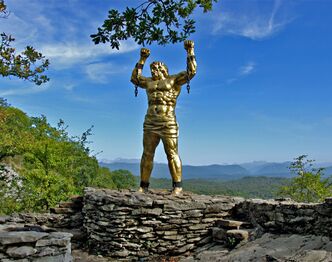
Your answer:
[171,187,183,196]
[139,181,150,193]
[138,187,148,193]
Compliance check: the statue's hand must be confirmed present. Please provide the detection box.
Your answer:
[140,48,150,59]
[184,40,194,51]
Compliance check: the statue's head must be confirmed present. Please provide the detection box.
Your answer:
[150,61,169,80]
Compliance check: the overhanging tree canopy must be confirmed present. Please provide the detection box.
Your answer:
[91,0,219,49]
[0,0,49,85]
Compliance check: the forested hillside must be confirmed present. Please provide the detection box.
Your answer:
[0,101,136,214]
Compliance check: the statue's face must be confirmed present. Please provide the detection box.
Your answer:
[150,62,168,80]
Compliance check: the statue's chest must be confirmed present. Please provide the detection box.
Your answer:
[147,80,173,94]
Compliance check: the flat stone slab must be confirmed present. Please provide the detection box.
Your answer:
[0,231,48,245]
[216,219,244,229]
[6,246,37,258]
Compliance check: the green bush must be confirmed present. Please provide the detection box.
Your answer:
[90,168,137,190]
[279,155,332,202]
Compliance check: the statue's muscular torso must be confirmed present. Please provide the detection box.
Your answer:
[145,76,180,120]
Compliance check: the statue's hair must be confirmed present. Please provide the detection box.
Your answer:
[150,61,169,76]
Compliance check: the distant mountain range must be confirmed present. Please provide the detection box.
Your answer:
[99,159,332,181]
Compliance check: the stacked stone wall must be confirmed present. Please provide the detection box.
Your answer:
[83,187,244,259]
[0,196,83,261]
[235,198,332,237]
[0,229,72,262]
[1,188,332,261]
[0,196,85,248]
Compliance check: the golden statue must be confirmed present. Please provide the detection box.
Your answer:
[131,40,197,195]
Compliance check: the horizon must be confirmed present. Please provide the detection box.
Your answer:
[1,0,332,164]
[99,157,332,168]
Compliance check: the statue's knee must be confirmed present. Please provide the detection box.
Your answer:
[142,152,154,161]
[167,153,179,162]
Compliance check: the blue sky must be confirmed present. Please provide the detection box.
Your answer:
[0,0,331,165]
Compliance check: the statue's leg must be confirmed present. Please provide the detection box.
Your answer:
[162,136,183,195]
[139,132,160,192]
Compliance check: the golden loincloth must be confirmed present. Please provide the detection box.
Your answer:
[143,114,179,138]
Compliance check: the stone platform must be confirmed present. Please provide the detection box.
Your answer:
[83,187,244,259]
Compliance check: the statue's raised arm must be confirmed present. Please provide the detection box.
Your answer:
[174,40,197,86]
[130,48,151,88]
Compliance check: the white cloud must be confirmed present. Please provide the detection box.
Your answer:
[239,62,256,76]
[0,1,138,99]
[227,62,256,84]
[1,0,139,70]
[212,0,292,40]
[85,62,129,83]
[41,41,138,69]
[63,83,76,91]
[0,12,38,46]
[0,84,51,96]
[66,95,96,104]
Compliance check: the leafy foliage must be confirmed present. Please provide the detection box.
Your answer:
[0,1,9,18]
[279,155,332,203]
[90,167,116,189]
[91,0,219,49]
[226,236,238,249]
[0,106,32,161]
[111,169,137,189]
[0,104,137,214]
[0,97,9,107]
[90,169,137,190]
[0,33,49,85]
[0,1,49,85]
